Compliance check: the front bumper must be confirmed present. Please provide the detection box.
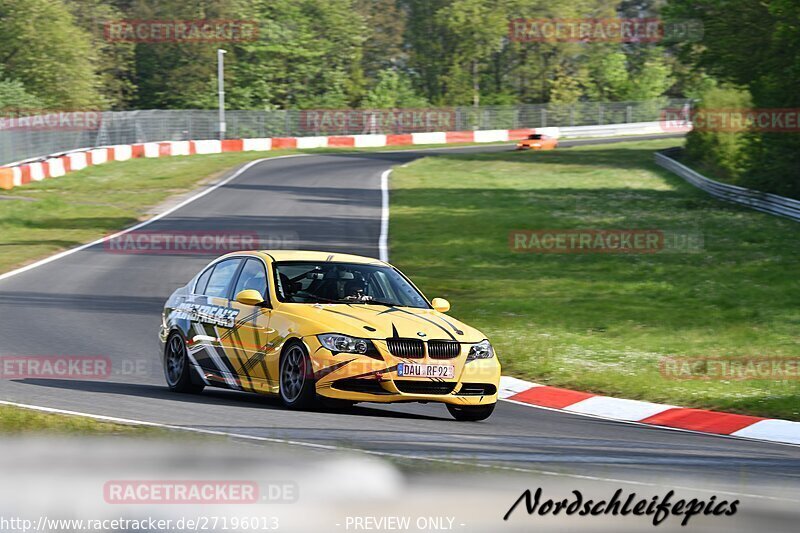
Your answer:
[306,336,501,405]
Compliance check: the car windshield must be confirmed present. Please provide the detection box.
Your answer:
[273,261,430,308]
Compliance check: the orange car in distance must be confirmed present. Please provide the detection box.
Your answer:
[515,133,558,150]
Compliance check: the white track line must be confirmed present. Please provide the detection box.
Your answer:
[0,145,793,451]
[0,154,307,283]
[0,146,483,284]
[378,169,391,262]
[0,399,795,503]
[500,397,800,449]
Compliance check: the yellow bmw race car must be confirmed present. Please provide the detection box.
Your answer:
[159,251,500,421]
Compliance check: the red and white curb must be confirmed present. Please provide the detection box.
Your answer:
[0,121,688,191]
[499,376,800,446]
[0,128,551,191]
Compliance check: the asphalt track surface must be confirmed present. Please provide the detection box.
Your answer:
[1,134,800,504]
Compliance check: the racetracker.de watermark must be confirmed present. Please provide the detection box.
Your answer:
[660,357,800,381]
[0,356,111,380]
[0,356,163,380]
[661,107,800,133]
[104,20,259,43]
[104,231,297,255]
[103,480,297,504]
[299,108,456,135]
[508,18,703,43]
[0,110,102,131]
[509,229,703,254]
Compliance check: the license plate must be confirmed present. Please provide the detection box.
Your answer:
[397,363,454,379]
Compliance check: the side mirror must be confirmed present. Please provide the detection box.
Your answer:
[431,297,450,313]
[235,289,265,306]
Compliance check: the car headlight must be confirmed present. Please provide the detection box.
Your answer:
[467,339,494,361]
[318,333,378,356]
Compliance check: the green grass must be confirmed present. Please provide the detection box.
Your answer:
[390,139,800,420]
[0,405,164,435]
[2,139,799,421]
[0,141,509,274]
[0,150,305,273]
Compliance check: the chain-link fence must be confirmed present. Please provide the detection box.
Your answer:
[0,99,690,166]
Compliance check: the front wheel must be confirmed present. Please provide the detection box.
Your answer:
[164,333,204,394]
[446,403,495,421]
[279,342,317,409]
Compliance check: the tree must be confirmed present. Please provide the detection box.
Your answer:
[625,50,673,101]
[548,66,584,104]
[355,0,407,83]
[65,0,136,109]
[0,75,44,110]
[128,0,250,109]
[401,0,453,104]
[590,51,630,101]
[228,0,367,109]
[0,0,103,108]
[434,0,508,106]
[667,0,800,198]
[363,69,429,108]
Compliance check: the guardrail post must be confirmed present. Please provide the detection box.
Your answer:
[655,149,800,221]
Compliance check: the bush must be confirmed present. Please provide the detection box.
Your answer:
[684,86,752,184]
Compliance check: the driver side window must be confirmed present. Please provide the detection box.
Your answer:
[203,259,242,298]
[232,258,268,300]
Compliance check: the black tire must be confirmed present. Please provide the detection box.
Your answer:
[279,341,317,409]
[164,332,204,394]
[446,403,495,421]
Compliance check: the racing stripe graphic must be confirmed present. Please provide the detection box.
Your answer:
[224,325,256,390]
[343,364,399,381]
[239,332,286,380]
[217,307,277,390]
[208,324,241,378]
[314,359,356,380]
[191,323,241,389]
[433,315,464,336]
[240,350,268,376]
[183,341,210,385]
[389,307,457,340]
[373,306,458,340]
[220,308,263,386]
[324,308,365,322]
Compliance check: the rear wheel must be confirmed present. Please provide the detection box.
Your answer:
[164,333,204,393]
[446,403,495,421]
[279,342,317,409]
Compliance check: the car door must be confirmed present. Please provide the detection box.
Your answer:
[225,257,275,393]
[187,257,243,388]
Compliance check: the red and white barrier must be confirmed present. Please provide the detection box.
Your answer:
[0,127,544,190]
[0,121,677,190]
[499,376,800,446]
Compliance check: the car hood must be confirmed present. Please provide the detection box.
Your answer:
[283,303,486,343]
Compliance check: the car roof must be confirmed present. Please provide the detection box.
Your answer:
[254,250,388,265]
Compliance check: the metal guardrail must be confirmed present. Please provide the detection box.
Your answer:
[655,147,800,221]
[0,99,690,166]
